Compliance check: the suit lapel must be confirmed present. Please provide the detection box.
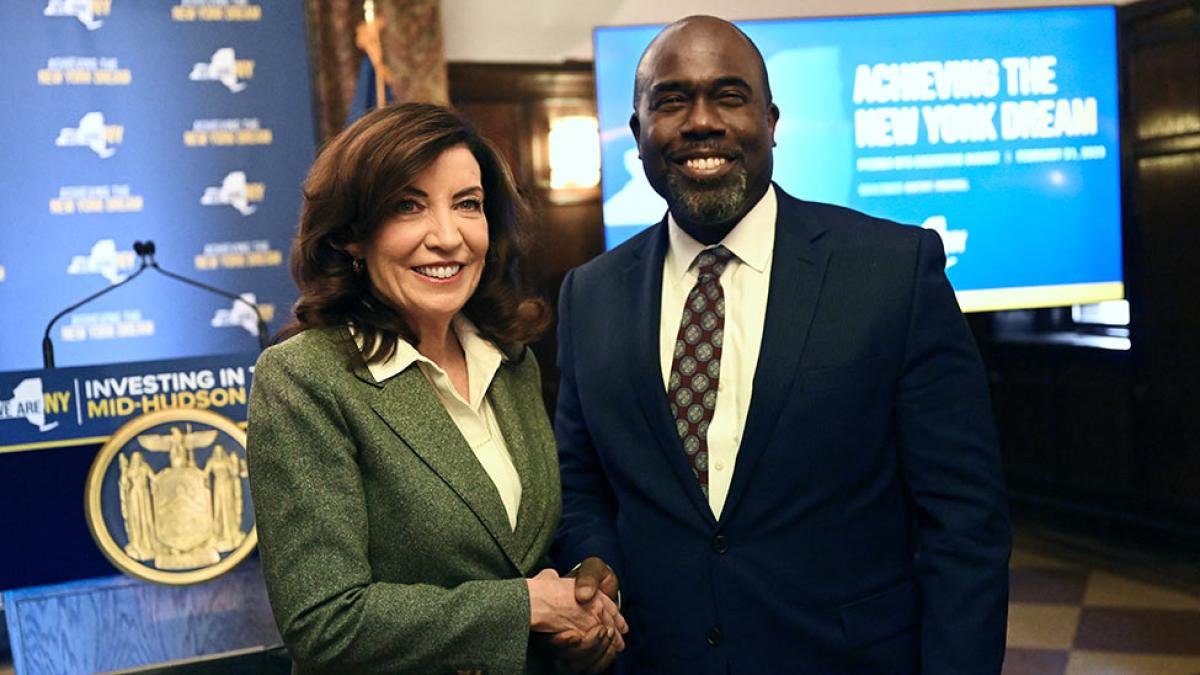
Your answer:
[488,361,554,572]
[721,192,830,522]
[626,222,718,527]
[366,366,523,572]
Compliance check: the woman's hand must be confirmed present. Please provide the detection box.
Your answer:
[527,568,628,648]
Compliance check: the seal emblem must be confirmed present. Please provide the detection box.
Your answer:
[85,408,256,584]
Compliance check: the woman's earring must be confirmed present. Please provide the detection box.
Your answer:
[352,258,364,275]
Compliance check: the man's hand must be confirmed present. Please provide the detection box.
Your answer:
[527,568,623,636]
[547,557,624,673]
[569,556,620,605]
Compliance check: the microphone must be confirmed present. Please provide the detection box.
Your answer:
[41,240,270,368]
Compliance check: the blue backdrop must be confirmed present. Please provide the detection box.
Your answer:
[0,2,314,371]
[595,7,1123,311]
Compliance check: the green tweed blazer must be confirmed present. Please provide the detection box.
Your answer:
[247,326,562,675]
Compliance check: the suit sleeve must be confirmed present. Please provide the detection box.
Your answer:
[894,230,1012,675]
[247,346,531,675]
[551,269,625,577]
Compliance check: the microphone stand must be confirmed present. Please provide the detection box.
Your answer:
[42,256,150,369]
[41,240,270,368]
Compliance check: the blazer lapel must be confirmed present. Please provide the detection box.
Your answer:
[721,191,830,522]
[366,366,523,572]
[626,221,718,527]
[487,361,555,572]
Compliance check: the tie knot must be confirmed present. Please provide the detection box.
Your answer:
[694,246,733,283]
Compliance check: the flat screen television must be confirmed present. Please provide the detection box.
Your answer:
[593,6,1123,312]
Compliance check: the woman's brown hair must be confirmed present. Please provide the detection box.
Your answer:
[279,102,549,363]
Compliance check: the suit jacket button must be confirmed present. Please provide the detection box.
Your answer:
[712,534,728,554]
[706,626,723,646]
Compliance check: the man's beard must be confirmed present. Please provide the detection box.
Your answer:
[664,166,749,226]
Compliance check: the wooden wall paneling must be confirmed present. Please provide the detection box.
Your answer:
[986,341,1148,539]
[987,349,1058,491]
[986,342,1140,505]
[1124,0,1200,528]
[448,62,606,412]
[1141,378,1200,516]
[455,101,530,187]
[1136,152,1200,513]
[1128,40,1200,141]
[1052,354,1137,503]
[1135,153,1200,374]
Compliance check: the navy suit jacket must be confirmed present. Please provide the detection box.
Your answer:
[553,187,1011,674]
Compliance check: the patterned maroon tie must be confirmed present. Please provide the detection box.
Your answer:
[668,246,733,497]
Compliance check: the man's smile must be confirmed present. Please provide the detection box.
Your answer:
[671,152,738,182]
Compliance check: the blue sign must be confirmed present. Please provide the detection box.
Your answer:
[0,2,314,370]
[0,352,257,454]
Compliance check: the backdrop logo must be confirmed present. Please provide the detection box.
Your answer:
[67,239,137,284]
[0,378,60,432]
[201,171,264,215]
[63,310,155,342]
[184,118,272,147]
[189,48,254,93]
[194,240,283,270]
[0,265,6,283]
[56,112,123,158]
[922,215,969,269]
[51,184,144,215]
[44,0,111,30]
[85,409,257,584]
[212,293,274,335]
[39,56,131,86]
[172,2,261,22]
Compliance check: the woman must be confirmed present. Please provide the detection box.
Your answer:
[247,103,624,674]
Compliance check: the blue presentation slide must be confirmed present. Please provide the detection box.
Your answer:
[595,7,1123,311]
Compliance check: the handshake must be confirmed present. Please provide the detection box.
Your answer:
[527,557,627,673]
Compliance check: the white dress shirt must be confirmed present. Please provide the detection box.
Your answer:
[659,185,777,519]
[360,316,523,530]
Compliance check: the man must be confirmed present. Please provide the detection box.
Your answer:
[552,15,1011,674]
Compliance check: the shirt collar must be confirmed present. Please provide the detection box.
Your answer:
[356,315,504,407]
[665,183,777,284]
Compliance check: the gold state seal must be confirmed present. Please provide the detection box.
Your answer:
[85,408,256,584]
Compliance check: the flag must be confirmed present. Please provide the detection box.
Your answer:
[346,54,392,127]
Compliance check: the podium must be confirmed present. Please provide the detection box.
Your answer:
[2,561,283,674]
[1,353,281,672]
[0,353,258,590]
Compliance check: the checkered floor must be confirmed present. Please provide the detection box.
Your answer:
[1005,532,1200,675]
